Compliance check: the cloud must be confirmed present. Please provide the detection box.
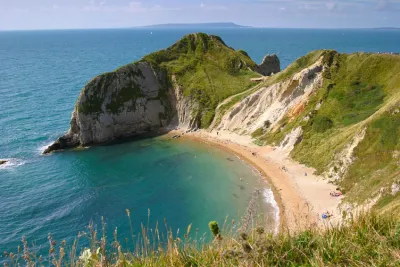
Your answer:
[127,1,145,11]
[151,5,181,11]
[82,1,180,13]
[377,0,391,10]
[199,2,228,10]
[326,2,337,11]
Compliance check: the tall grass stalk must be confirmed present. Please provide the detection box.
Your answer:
[2,212,400,266]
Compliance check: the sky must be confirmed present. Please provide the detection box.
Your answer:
[0,0,399,30]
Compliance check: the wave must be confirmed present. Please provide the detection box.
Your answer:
[262,188,280,234]
[0,158,26,170]
[37,141,54,154]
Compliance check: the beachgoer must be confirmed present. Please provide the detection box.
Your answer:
[322,212,332,219]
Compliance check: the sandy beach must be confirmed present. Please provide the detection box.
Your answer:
[169,129,343,232]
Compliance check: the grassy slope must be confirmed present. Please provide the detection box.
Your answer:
[143,33,260,127]
[6,213,400,266]
[78,33,259,126]
[258,51,400,212]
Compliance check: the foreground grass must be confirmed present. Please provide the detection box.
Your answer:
[3,213,400,266]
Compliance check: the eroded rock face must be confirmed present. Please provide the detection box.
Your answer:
[255,54,280,76]
[169,75,200,130]
[215,58,324,134]
[44,62,175,153]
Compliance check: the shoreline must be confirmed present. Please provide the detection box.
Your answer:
[167,129,342,232]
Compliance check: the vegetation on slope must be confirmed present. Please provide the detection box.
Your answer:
[4,213,400,266]
[262,50,326,87]
[77,33,260,126]
[143,33,260,127]
[257,51,400,212]
[211,50,327,129]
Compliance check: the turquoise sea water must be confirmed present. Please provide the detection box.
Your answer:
[1,28,400,255]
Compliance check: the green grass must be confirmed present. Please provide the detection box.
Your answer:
[78,33,259,126]
[210,50,328,130]
[4,213,400,266]
[261,50,327,88]
[143,33,260,128]
[255,51,400,211]
[341,110,400,206]
[251,127,265,138]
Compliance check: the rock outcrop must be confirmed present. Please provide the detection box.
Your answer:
[170,75,200,130]
[44,62,175,153]
[254,54,280,76]
[0,160,7,165]
[45,33,265,153]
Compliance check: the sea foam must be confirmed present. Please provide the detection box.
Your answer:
[263,188,280,234]
[0,158,26,170]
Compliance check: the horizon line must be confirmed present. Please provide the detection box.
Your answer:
[1,26,398,32]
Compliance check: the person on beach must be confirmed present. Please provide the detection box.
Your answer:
[322,211,333,219]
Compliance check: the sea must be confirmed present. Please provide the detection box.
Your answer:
[0,28,399,256]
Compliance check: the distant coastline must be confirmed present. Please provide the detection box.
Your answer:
[136,22,252,29]
[374,27,400,30]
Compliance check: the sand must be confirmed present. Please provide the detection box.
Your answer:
[169,129,343,232]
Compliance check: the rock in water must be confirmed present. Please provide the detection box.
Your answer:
[0,160,7,165]
[255,54,280,76]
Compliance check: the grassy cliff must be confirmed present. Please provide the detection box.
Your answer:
[142,33,259,127]
[78,33,260,128]
[256,51,400,214]
[6,39,400,266]
[5,213,400,266]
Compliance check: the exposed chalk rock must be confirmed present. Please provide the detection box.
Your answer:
[44,62,175,153]
[214,58,324,134]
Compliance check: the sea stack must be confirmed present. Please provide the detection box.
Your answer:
[255,54,280,76]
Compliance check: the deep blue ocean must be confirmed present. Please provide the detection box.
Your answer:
[1,28,399,256]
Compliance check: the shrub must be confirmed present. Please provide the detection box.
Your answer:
[251,128,264,138]
[312,115,333,133]
[208,221,220,237]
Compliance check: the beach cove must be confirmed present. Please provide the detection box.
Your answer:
[2,28,399,257]
[170,129,343,231]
